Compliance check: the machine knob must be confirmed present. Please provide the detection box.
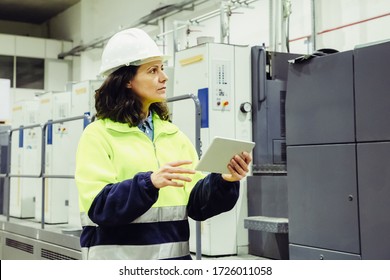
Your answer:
[240,102,252,113]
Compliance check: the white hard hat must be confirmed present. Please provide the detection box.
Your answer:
[99,28,170,76]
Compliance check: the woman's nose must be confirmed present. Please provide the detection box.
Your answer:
[160,70,168,82]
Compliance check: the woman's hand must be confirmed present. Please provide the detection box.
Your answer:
[221,152,252,182]
[151,160,196,189]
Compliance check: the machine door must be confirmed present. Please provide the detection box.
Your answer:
[287,144,360,254]
[286,51,355,146]
[355,41,390,142]
[357,142,390,259]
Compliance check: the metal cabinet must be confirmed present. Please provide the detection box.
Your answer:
[286,40,390,259]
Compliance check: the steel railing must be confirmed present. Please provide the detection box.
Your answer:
[0,94,203,258]
[0,114,92,229]
[167,94,202,260]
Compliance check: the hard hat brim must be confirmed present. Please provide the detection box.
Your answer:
[127,55,171,66]
[100,55,171,77]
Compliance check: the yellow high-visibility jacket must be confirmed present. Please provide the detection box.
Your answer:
[75,113,239,259]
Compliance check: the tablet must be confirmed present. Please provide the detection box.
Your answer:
[195,136,255,174]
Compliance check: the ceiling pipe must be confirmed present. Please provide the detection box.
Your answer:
[156,0,257,43]
[282,0,292,53]
[57,0,201,59]
[269,0,273,51]
[311,0,317,52]
[280,0,286,52]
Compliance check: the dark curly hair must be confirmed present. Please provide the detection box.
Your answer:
[95,66,170,126]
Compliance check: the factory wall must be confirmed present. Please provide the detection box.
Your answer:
[0,0,389,107]
[44,0,390,82]
[315,0,390,51]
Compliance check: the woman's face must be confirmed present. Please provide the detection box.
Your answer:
[127,60,168,108]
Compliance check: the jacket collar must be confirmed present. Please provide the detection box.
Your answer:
[103,113,178,135]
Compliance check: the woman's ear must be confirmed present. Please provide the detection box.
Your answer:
[126,81,132,89]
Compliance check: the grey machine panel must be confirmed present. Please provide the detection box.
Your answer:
[286,41,390,260]
[354,40,390,141]
[289,244,361,260]
[357,142,390,259]
[286,51,355,145]
[251,47,301,171]
[287,144,360,254]
[248,47,300,260]
[247,175,288,259]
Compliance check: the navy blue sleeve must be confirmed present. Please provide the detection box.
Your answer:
[88,171,159,226]
[187,173,239,221]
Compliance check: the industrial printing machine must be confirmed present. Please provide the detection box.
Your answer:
[286,39,390,259]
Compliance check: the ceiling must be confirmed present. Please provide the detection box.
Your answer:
[0,0,80,24]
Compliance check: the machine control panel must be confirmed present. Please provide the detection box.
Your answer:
[212,60,231,111]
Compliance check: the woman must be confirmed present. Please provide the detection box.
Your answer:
[75,28,252,260]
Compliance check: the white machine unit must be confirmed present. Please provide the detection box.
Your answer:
[10,99,40,218]
[70,80,102,118]
[35,91,72,224]
[0,79,11,122]
[173,43,252,256]
[66,80,102,228]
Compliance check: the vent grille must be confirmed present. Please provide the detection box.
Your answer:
[256,164,287,175]
[41,248,77,260]
[5,238,34,254]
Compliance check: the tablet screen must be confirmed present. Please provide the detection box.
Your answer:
[195,136,255,174]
